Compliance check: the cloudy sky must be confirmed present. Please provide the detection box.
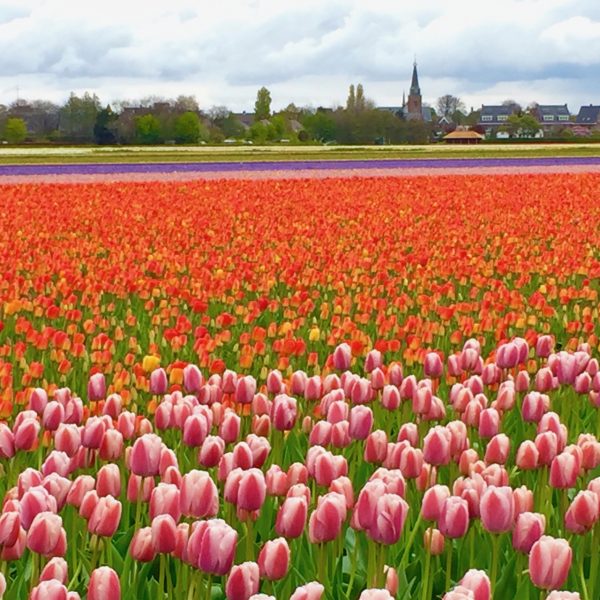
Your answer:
[1,0,600,113]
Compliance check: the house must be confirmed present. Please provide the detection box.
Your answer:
[477,104,519,137]
[575,105,600,133]
[531,104,571,129]
[443,129,484,144]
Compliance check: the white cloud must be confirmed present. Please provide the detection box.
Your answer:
[0,0,599,111]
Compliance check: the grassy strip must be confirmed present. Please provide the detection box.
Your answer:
[1,144,600,164]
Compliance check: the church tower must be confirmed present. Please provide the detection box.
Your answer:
[406,61,423,121]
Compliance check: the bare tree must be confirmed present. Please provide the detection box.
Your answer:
[436,95,466,120]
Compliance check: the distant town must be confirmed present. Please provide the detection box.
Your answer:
[1,63,599,145]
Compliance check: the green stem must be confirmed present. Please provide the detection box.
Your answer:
[421,548,432,600]
[445,541,452,593]
[490,534,500,596]
[159,554,165,597]
[589,524,599,599]
[345,533,359,599]
[245,520,254,561]
[205,574,213,600]
[400,512,422,569]
[580,556,590,600]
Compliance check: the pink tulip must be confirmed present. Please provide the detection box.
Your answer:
[129,526,155,562]
[423,426,451,466]
[151,514,177,553]
[30,388,49,414]
[276,496,308,539]
[30,580,69,600]
[424,527,445,555]
[20,486,57,529]
[272,394,297,431]
[96,464,121,498]
[0,511,21,547]
[545,592,580,600]
[88,566,121,600]
[484,434,510,465]
[564,490,598,534]
[226,561,260,600]
[149,368,168,395]
[536,335,554,358]
[180,470,218,519]
[194,519,238,575]
[40,556,68,583]
[512,512,545,553]
[529,536,572,590]
[220,411,241,444]
[290,582,325,600]
[183,364,203,393]
[421,485,450,521]
[88,495,121,537]
[235,469,266,513]
[516,440,539,470]
[26,512,65,556]
[358,590,394,600]
[439,496,469,538]
[98,429,123,461]
[308,492,346,543]
[549,451,580,489]
[130,433,162,477]
[258,537,290,580]
[424,352,443,378]
[87,373,106,401]
[149,483,181,521]
[480,486,514,533]
[367,493,409,544]
[459,570,491,600]
[349,406,374,440]
[333,343,352,371]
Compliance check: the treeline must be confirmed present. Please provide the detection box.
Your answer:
[0,86,436,145]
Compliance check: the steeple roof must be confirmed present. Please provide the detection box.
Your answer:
[410,62,420,96]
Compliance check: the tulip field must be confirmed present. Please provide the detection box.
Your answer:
[1,170,600,600]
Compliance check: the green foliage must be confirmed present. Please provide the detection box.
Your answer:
[59,92,101,142]
[94,105,118,145]
[505,113,541,138]
[173,111,203,144]
[346,85,356,111]
[134,114,163,144]
[302,111,336,142]
[3,117,27,144]
[254,87,272,121]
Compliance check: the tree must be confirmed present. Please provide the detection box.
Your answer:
[254,87,272,121]
[135,114,162,144]
[346,85,356,111]
[93,105,117,144]
[3,117,27,143]
[173,111,202,143]
[174,95,199,112]
[436,95,466,120]
[355,84,366,111]
[517,114,541,138]
[302,110,336,142]
[59,92,101,142]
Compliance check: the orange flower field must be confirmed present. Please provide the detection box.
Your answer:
[0,173,600,600]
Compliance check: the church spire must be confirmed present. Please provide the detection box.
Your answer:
[410,61,420,96]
